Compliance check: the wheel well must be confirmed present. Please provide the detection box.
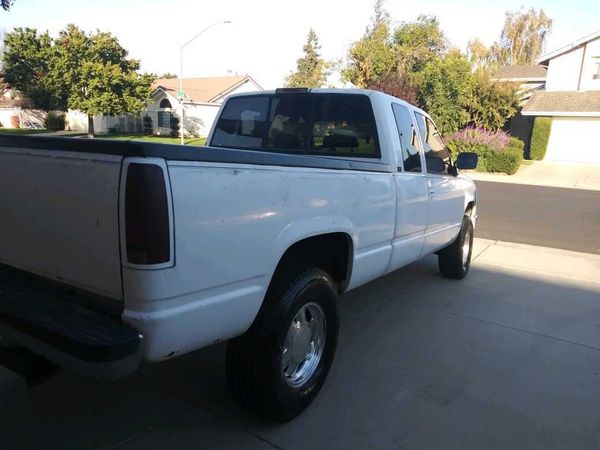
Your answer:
[273,233,353,293]
[465,201,475,217]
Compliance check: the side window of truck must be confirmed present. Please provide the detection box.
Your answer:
[391,103,422,172]
[414,113,451,175]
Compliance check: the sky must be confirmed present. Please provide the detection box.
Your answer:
[1,0,599,89]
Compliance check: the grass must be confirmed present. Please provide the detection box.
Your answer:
[521,160,535,166]
[0,128,56,135]
[96,134,206,146]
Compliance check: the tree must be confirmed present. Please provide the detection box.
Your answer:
[467,73,520,131]
[159,73,177,79]
[489,8,552,66]
[1,28,54,109]
[343,0,396,87]
[366,72,418,104]
[2,0,13,11]
[467,38,494,72]
[2,25,154,137]
[285,28,330,88]
[394,15,447,74]
[413,50,473,134]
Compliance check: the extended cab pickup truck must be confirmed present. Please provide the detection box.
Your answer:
[0,89,477,420]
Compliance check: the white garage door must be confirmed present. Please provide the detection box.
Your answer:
[545,117,600,163]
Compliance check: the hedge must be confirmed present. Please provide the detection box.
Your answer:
[530,117,552,160]
[44,112,65,131]
[446,127,523,175]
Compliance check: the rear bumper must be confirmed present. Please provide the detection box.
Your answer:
[0,263,143,381]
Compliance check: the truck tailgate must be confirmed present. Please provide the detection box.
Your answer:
[0,145,123,300]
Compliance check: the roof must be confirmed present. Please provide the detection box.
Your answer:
[522,90,600,117]
[492,65,547,81]
[537,30,600,65]
[152,75,260,103]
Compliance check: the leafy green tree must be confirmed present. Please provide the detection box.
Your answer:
[2,25,154,137]
[467,73,520,131]
[394,15,447,73]
[50,25,154,137]
[413,50,472,134]
[467,38,494,72]
[285,28,330,88]
[343,0,396,87]
[2,0,13,11]
[2,28,54,109]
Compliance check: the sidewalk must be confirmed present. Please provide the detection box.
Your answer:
[466,161,600,191]
[472,238,600,283]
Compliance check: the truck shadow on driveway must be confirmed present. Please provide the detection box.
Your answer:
[2,256,600,450]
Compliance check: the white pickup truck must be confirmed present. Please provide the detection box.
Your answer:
[0,88,477,420]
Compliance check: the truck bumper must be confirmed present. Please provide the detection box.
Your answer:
[0,263,143,382]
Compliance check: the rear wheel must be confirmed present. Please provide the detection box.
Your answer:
[226,267,339,421]
[438,215,474,279]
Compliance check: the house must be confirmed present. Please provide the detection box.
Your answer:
[492,65,547,154]
[521,30,600,163]
[0,84,46,129]
[65,74,263,137]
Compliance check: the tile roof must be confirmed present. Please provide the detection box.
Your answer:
[493,65,547,80]
[152,75,255,103]
[522,90,600,116]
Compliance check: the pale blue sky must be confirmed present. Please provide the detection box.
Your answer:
[2,0,599,88]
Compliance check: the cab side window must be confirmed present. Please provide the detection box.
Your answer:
[391,103,422,172]
[414,113,451,175]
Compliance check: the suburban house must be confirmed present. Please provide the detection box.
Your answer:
[522,30,600,163]
[492,65,547,154]
[66,74,262,137]
[0,84,46,129]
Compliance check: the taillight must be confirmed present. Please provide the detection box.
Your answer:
[124,163,170,265]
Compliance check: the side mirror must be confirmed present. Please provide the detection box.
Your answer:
[456,152,478,170]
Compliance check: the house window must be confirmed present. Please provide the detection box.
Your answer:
[158,111,171,128]
[593,58,600,80]
[159,98,172,109]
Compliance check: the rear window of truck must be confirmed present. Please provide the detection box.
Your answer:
[210,93,380,158]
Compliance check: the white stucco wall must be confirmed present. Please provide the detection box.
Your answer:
[545,117,600,163]
[579,37,600,91]
[0,108,46,128]
[545,47,585,91]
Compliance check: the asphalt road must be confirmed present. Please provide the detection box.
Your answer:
[475,181,600,254]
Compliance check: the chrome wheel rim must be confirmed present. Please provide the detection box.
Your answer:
[281,302,326,388]
[462,229,471,267]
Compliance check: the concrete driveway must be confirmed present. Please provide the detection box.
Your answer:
[1,240,600,450]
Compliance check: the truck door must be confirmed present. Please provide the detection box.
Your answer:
[413,113,464,254]
[386,103,429,273]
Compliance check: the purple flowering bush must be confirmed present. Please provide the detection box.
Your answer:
[445,126,523,175]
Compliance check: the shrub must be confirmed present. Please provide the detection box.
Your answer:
[142,115,153,135]
[530,117,552,160]
[45,112,65,130]
[446,126,523,175]
[170,116,180,137]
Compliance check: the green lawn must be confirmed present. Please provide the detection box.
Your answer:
[97,134,206,146]
[0,128,55,135]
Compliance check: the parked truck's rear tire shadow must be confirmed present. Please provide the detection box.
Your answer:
[226,267,339,422]
[438,215,474,280]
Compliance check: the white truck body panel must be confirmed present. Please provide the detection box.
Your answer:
[0,147,123,299]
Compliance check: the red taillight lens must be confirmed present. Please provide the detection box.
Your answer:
[125,163,170,265]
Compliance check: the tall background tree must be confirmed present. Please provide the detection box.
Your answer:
[342,0,395,87]
[285,28,330,88]
[1,24,154,136]
[2,0,13,11]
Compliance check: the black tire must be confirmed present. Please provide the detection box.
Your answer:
[226,267,339,421]
[438,215,474,279]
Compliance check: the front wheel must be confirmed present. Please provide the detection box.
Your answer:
[226,267,339,421]
[438,215,474,279]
